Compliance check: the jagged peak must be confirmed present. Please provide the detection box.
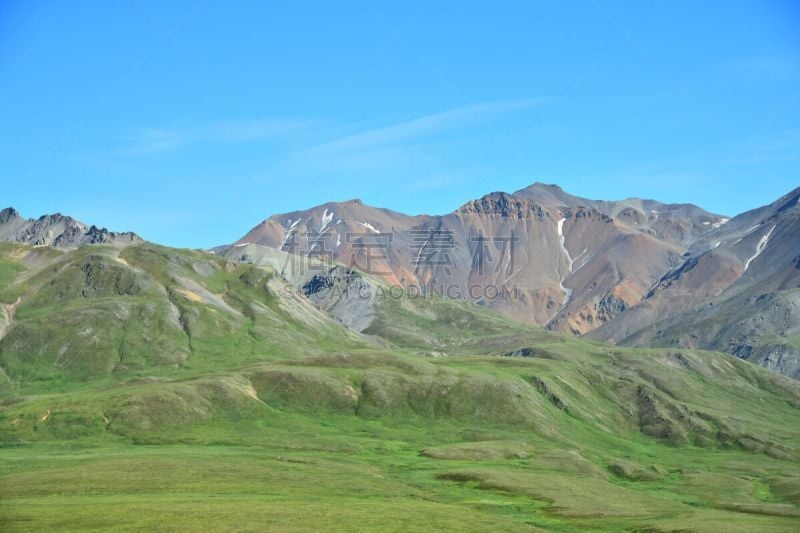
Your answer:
[457,191,548,219]
[35,212,79,224]
[0,207,20,223]
[0,208,139,247]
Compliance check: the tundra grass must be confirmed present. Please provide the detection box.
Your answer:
[2,345,800,531]
[2,409,799,531]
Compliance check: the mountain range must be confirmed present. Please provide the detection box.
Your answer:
[223,182,800,379]
[1,189,800,530]
[1,183,797,379]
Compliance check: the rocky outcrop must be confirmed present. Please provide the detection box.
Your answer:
[0,208,140,248]
[730,343,800,380]
[224,244,380,332]
[457,192,547,221]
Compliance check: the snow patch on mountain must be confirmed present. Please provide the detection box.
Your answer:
[572,248,592,273]
[320,209,334,232]
[556,217,573,307]
[712,218,730,229]
[281,218,303,247]
[743,225,776,272]
[413,239,427,273]
[357,221,380,234]
[743,224,760,235]
[557,218,574,273]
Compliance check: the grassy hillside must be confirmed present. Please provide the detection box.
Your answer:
[0,242,370,395]
[1,242,800,531]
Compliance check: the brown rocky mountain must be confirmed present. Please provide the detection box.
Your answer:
[231,183,727,334]
[230,183,800,378]
[0,208,140,248]
[590,186,800,378]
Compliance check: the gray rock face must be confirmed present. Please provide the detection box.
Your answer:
[222,244,380,332]
[755,345,800,379]
[597,294,630,322]
[0,208,19,224]
[0,208,140,248]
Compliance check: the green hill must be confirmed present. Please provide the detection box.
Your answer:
[1,241,799,531]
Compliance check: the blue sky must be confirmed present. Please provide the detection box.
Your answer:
[1,0,798,248]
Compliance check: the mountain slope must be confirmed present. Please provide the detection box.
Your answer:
[592,186,800,378]
[0,240,371,393]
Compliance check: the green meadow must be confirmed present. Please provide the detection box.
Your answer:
[1,242,799,531]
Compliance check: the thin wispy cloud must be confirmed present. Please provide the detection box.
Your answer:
[308,98,549,154]
[202,117,320,144]
[122,128,186,155]
[261,98,552,179]
[120,117,320,155]
[118,99,545,159]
